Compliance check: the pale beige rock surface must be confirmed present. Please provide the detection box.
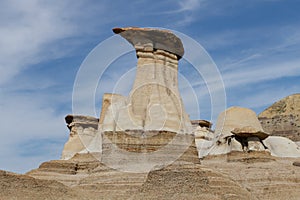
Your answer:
[215,107,265,139]
[198,107,268,157]
[264,136,300,157]
[27,133,211,199]
[0,170,88,200]
[202,152,300,200]
[100,27,192,134]
[61,115,99,160]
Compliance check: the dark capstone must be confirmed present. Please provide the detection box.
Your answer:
[113,27,184,59]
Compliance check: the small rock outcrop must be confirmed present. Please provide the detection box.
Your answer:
[264,136,300,157]
[259,93,300,141]
[197,107,270,158]
[61,115,99,160]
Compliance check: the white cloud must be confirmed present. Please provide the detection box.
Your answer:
[0,88,68,173]
[0,0,111,87]
[178,0,201,12]
[0,1,74,85]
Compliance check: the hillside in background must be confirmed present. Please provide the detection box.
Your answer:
[259,94,300,141]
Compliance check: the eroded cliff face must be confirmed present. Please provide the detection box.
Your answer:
[258,94,300,141]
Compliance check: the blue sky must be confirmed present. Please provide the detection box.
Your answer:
[0,0,299,173]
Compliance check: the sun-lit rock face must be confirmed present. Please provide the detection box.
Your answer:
[264,136,300,157]
[61,115,99,160]
[100,27,192,133]
[196,107,270,157]
[215,107,266,139]
[195,106,300,158]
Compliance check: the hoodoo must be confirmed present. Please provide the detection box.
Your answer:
[100,27,192,133]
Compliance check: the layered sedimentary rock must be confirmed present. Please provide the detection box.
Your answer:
[259,93,300,141]
[0,170,87,200]
[27,27,212,199]
[27,136,201,199]
[100,27,192,134]
[61,115,99,160]
[133,163,252,200]
[202,152,300,200]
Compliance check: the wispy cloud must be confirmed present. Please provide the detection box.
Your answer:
[177,0,201,12]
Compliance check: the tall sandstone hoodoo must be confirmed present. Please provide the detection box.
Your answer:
[100,27,192,133]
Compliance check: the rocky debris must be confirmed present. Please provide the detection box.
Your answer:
[259,93,300,141]
[61,115,99,160]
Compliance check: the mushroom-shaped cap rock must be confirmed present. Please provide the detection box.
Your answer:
[231,126,270,140]
[113,27,184,59]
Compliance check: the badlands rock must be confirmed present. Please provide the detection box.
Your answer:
[259,93,300,141]
[199,107,269,157]
[133,163,252,200]
[61,115,99,160]
[191,119,212,129]
[202,153,300,200]
[27,133,202,199]
[112,27,184,58]
[215,107,265,139]
[264,136,300,157]
[231,126,269,140]
[100,27,192,134]
[0,170,87,200]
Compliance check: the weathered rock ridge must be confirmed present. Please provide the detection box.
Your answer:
[259,93,300,141]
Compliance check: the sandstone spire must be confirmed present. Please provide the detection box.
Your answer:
[101,27,192,133]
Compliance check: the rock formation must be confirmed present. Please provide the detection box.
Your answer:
[264,136,300,157]
[202,152,300,200]
[100,27,192,134]
[3,27,300,199]
[61,115,100,160]
[0,170,87,200]
[259,93,300,141]
[196,107,270,158]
